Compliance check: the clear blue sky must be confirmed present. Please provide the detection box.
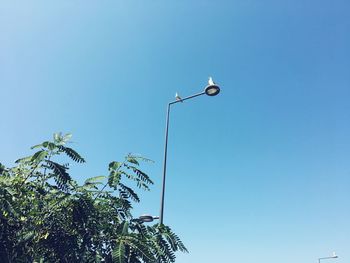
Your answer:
[1,1,349,262]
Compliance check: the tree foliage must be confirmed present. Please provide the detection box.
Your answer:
[0,133,187,263]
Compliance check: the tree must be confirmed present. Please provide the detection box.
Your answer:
[0,133,187,263]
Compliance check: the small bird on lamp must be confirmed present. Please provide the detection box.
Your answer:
[208,76,215,85]
[175,92,183,102]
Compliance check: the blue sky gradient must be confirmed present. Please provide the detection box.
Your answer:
[1,1,349,262]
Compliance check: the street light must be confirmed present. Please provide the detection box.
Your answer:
[138,77,220,224]
[318,252,338,263]
[158,77,220,225]
[137,78,220,224]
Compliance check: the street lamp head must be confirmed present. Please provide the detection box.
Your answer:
[139,214,154,222]
[205,77,220,96]
[205,84,220,96]
[138,214,159,223]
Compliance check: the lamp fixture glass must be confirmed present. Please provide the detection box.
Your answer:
[205,84,220,96]
[138,214,159,223]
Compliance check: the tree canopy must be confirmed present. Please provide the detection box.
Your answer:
[0,133,187,263]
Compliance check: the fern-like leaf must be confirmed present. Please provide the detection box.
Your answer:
[112,241,126,263]
[108,170,122,190]
[46,160,71,191]
[31,150,48,164]
[130,166,153,185]
[58,145,85,163]
[119,183,140,202]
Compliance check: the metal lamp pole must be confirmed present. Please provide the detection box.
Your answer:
[159,80,220,225]
[137,78,220,224]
